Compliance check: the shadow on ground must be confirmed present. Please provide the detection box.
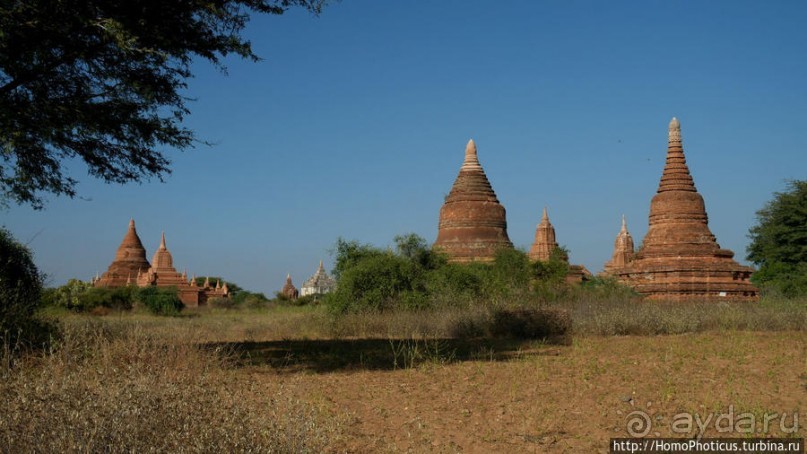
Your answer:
[204,337,569,373]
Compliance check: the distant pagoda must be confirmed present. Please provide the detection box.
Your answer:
[604,118,758,301]
[281,274,299,300]
[94,220,229,306]
[529,207,590,283]
[528,207,563,261]
[433,139,513,262]
[300,261,336,297]
[602,215,635,275]
[94,219,151,287]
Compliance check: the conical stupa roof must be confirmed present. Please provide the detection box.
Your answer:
[434,140,512,262]
[95,219,151,287]
[657,117,696,193]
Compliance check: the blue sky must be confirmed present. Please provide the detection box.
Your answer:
[5,1,807,295]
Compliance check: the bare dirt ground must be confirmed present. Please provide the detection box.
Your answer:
[243,331,806,453]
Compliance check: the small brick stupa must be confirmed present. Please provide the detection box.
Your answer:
[528,207,561,261]
[281,274,299,300]
[433,139,513,262]
[94,219,151,287]
[603,215,635,275]
[528,207,591,283]
[606,118,758,301]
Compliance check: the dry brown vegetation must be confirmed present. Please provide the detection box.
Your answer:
[2,298,806,452]
[0,318,342,453]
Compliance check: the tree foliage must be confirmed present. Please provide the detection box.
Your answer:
[0,0,326,208]
[328,234,583,314]
[0,226,55,349]
[747,180,807,296]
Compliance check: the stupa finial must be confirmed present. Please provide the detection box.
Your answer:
[669,117,681,143]
[621,214,627,232]
[159,231,167,250]
[461,139,482,170]
[541,206,548,222]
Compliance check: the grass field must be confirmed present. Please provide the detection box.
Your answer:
[2,300,805,453]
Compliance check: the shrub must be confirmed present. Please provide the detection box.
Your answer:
[41,278,91,309]
[489,308,572,343]
[76,286,135,312]
[0,227,56,351]
[137,287,183,316]
[327,252,426,314]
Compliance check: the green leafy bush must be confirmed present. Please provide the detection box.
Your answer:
[136,287,183,316]
[41,278,92,309]
[74,286,135,312]
[0,227,56,350]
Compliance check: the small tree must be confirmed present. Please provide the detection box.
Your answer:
[747,180,807,296]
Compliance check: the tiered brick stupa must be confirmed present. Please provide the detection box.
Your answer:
[603,215,635,275]
[281,274,299,300]
[95,219,151,287]
[528,207,562,261]
[607,118,758,301]
[433,139,513,262]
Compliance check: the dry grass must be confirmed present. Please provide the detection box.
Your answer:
[0,319,341,453]
[4,295,804,451]
[558,295,807,336]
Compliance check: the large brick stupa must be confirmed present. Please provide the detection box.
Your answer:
[94,219,151,287]
[433,139,513,262]
[605,118,758,301]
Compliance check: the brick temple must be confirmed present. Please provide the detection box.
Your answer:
[602,118,758,301]
[281,274,299,300]
[433,139,513,262]
[93,219,229,307]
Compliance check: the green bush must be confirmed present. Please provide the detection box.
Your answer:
[0,227,56,350]
[136,287,183,316]
[327,253,423,314]
[41,279,92,309]
[74,286,135,312]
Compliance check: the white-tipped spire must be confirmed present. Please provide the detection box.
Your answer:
[129,218,135,229]
[669,117,681,142]
[621,214,627,232]
[461,139,483,170]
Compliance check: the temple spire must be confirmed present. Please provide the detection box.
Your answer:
[529,206,560,261]
[461,139,482,171]
[603,215,635,274]
[159,231,167,250]
[658,117,696,193]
